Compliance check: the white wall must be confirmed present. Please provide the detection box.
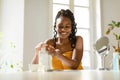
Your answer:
[0,0,51,71]
[23,0,50,70]
[0,0,1,31]
[0,0,24,64]
[101,0,120,35]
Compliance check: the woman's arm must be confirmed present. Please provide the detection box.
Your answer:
[31,51,39,64]
[71,36,83,68]
[46,36,83,69]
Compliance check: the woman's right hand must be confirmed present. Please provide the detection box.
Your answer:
[35,42,47,55]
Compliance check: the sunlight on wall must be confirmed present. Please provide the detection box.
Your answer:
[0,0,24,72]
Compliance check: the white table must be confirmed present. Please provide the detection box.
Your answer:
[0,70,120,80]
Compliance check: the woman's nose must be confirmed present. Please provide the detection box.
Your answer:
[61,28,65,31]
[61,27,67,31]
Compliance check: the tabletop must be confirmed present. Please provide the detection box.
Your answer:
[0,70,120,80]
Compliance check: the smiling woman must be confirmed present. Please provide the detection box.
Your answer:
[32,9,83,70]
[55,16,72,39]
[52,0,101,69]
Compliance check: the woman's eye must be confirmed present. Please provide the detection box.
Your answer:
[58,25,71,29]
[66,26,71,28]
[59,26,63,28]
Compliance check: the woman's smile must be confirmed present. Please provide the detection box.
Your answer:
[56,16,72,38]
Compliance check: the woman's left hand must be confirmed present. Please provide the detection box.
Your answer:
[46,45,56,56]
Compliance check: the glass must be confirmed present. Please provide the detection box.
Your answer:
[74,7,90,28]
[113,52,120,70]
[76,29,90,50]
[74,0,89,7]
[28,64,45,72]
[39,47,49,70]
[53,0,69,4]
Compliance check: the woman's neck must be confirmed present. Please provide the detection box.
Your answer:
[57,37,70,45]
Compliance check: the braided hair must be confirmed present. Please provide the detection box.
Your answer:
[53,9,77,48]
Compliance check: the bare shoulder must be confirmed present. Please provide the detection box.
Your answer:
[76,36,83,42]
[76,36,83,49]
[45,38,54,46]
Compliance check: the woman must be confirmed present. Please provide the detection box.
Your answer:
[32,9,83,70]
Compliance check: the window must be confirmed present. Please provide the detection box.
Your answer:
[51,0,101,69]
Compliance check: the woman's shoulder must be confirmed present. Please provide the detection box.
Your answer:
[75,36,83,49]
[45,38,54,45]
[76,36,83,41]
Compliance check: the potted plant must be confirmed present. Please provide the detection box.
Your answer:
[106,20,120,70]
[106,20,120,53]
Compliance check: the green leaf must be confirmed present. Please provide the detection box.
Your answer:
[108,24,113,27]
[112,20,116,24]
[119,35,120,40]
[118,22,120,27]
[0,32,3,37]
[10,64,14,68]
[9,41,16,48]
[113,33,118,40]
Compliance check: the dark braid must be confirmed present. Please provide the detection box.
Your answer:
[53,9,77,48]
[53,25,57,47]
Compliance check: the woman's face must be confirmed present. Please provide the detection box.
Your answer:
[56,16,72,39]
